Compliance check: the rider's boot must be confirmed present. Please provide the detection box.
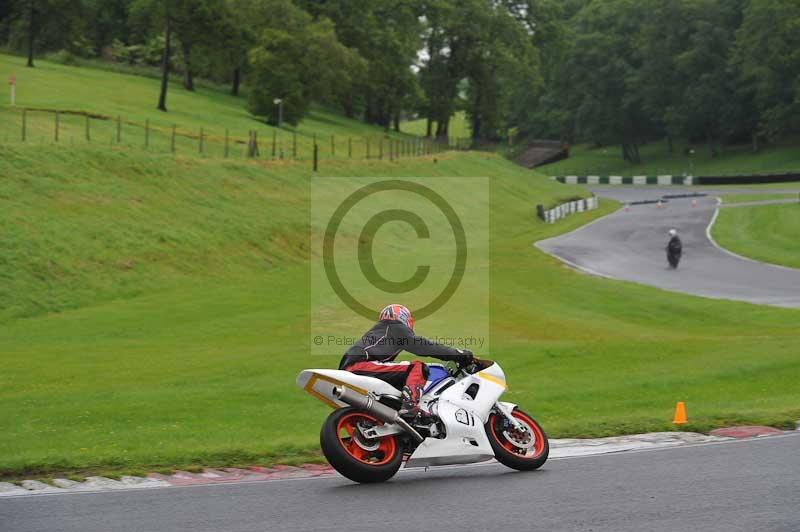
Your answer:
[400,385,434,424]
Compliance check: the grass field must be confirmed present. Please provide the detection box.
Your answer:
[1,56,799,481]
[720,193,800,204]
[0,53,415,160]
[542,141,800,177]
[712,203,800,268]
[2,141,799,480]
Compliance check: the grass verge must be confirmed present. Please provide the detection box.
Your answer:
[719,193,800,204]
[712,203,800,268]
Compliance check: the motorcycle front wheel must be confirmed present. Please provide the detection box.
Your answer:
[486,408,549,471]
[320,407,404,483]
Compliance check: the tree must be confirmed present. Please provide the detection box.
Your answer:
[560,0,654,162]
[81,0,132,56]
[300,0,421,127]
[246,0,364,125]
[731,0,800,142]
[171,0,223,91]
[3,0,81,67]
[462,1,543,141]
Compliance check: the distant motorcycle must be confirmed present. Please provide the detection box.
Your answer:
[666,229,682,268]
[297,358,548,483]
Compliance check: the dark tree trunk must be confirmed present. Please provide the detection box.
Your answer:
[471,84,482,141]
[425,118,432,138]
[471,114,481,142]
[157,16,171,112]
[342,93,355,118]
[622,142,641,163]
[707,133,718,158]
[393,114,400,132]
[181,40,194,91]
[435,112,451,141]
[231,67,240,96]
[26,0,35,67]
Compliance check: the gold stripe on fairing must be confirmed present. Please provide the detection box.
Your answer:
[477,371,507,390]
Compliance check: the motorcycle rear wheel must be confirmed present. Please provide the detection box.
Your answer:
[486,408,549,471]
[320,407,404,483]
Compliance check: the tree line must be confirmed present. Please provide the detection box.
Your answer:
[1,0,799,158]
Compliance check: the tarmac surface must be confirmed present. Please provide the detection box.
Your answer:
[1,433,797,532]
[536,187,800,307]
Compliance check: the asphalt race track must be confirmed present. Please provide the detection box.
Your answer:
[1,434,798,532]
[536,187,800,307]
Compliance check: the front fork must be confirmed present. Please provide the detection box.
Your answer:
[494,401,525,431]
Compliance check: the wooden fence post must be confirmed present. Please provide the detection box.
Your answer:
[54,111,59,142]
[21,109,26,141]
[313,142,318,172]
[85,115,90,141]
[272,130,277,157]
[199,127,204,153]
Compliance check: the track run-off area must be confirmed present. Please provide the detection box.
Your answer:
[536,187,800,307]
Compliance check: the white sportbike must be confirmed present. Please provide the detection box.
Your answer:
[296,358,548,483]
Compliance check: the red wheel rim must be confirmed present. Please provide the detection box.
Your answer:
[489,411,546,459]
[336,412,398,466]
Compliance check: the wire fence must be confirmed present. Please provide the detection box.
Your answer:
[0,106,472,167]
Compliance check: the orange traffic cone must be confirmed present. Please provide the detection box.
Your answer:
[672,402,687,424]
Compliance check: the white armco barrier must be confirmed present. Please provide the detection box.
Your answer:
[633,175,647,185]
[657,175,672,185]
[565,175,578,184]
[538,197,599,224]
[587,175,600,185]
[610,175,623,185]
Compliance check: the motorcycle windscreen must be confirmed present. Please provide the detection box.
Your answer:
[423,365,450,393]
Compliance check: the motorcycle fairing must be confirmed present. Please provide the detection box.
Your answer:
[405,400,495,468]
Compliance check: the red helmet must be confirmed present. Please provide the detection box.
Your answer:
[379,304,414,331]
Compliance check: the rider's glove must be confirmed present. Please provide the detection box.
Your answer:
[455,349,474,365]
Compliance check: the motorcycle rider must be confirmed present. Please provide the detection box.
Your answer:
[666,229,682,268]
[339,304,473,421]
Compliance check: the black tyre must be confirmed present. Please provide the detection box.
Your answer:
[485,408,549,471]
[320,407,404,483]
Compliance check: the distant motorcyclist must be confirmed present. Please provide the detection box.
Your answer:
[339,304,473,420]
[666,229,682,268]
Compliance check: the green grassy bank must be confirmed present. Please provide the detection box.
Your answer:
[1,143,799,480]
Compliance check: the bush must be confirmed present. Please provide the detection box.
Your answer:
[47,50,80,66]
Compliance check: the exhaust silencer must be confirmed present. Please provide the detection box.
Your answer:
[333,386,424,443]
